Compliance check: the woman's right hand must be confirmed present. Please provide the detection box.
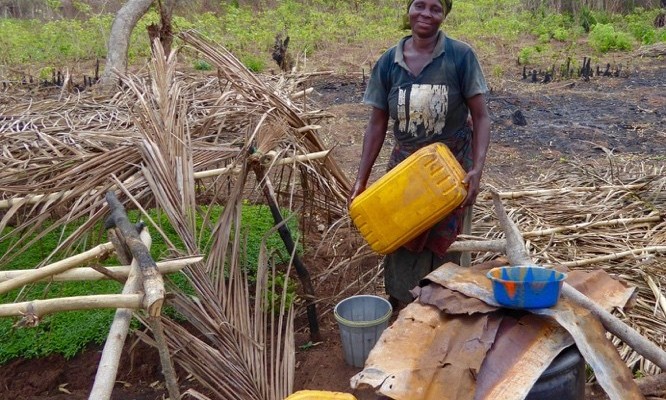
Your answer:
[347,181,366,209]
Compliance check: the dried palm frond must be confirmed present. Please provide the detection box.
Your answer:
[115,39,295,399]
[470,155,666,375]
[0,31,351,397]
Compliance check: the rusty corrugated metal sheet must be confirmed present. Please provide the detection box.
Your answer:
[411,284,498,315]
[350,302,502,399]
[474,314,574,399]
[351,262,640,400]
[534,300,644,400]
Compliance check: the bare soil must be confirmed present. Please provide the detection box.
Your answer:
[0,56,664,399]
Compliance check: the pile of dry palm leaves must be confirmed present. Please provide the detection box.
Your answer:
[468,156,666,376]
[0,31,350,399]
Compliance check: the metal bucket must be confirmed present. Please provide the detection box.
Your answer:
[527,345,586,400]
[334,295,392,368]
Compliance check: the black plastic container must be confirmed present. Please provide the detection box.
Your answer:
[526,345,586,400]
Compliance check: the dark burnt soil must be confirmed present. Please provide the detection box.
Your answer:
[0,57,664,400]
[312,57,665,185]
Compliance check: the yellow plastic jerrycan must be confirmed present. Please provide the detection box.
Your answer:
[285,390,357,400]
[349,142,467,254]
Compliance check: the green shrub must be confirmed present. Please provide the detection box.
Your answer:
[578,7,597,32]
[241,55,266,73]
[193,59,213,71]
[588,24,633,53]
[265,272,298,312]
[518,45,538,65]
[659,30,666,42]
[552,27,570,42]
[625,8,660,45]
[533,12,575,43]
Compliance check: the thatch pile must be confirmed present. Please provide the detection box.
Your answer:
[469,156,666,376]
[1,31,351,399]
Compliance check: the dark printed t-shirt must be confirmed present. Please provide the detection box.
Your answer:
[362,31,488,256]
[363,31,488,169]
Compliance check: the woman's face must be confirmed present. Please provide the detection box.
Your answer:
[408,0,445,37]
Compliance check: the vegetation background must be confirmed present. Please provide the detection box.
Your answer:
[1,0,665,80]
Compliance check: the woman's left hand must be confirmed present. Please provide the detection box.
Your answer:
[461,168,482,207]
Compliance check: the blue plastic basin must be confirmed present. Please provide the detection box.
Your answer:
[487,266,567,309]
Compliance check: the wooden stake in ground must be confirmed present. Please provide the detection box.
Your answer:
[90,226,152,400]
[252,163,321,342]
[94,193,181,400]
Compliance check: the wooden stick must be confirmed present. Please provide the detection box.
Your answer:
[295,124,321,133]
[253,163,321,342]
[0,294,143,318]
[290,87,313,100]
[555,246,666,268]
[484,184,648,199]
[523,215,662,237]
[107,227,132,265]
[0,242,116,295]
[150,315,181,399]
[0,257,201,282]
[459,206,473,267]
[90,264,127,284]
[259,149,330,167]
[105,192,164,317]
[193,149,330,179]
[447,239,506,253]
[0,190,74,210]
[89,228,151,400]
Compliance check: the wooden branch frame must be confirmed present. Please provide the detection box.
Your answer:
[0,257,202,283]
[105,192,165,316]
[0,294,143,319]
[0,242,116,295]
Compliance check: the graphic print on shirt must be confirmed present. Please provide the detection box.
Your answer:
[397,84,449,137]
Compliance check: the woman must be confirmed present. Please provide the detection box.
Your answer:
[348,0,491,308]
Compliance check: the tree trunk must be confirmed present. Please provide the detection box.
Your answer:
[100,0,154,87]
[147,0,175,57]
